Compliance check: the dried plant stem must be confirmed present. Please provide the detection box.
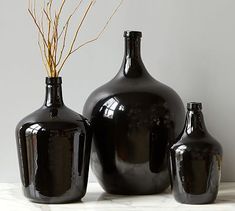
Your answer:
[72,0,124,54]
[38,41,49,75]
[57,0,96,74]
[28,0,123,77]
[57,0,84,66]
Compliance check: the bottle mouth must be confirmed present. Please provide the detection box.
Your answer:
[46,77,62,85]
[187,102,202,110]
[124,31,142,38]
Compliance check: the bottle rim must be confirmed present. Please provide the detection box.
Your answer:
[124,31,142,38]
[45,77,62,85]
[187,102,202,110]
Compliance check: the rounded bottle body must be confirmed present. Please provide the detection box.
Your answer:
[170,103,223,204]
[84,31,185,194]
[16,77,92,203]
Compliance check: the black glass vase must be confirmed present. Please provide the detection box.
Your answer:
[170,102,223,204]
[83,31,185,195]
[16,77,92,204]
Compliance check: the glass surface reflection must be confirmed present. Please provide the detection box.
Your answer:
[101,97,125,119]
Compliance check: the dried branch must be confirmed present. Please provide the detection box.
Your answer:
[38,33,50,76]
[28,9,48,48]
[56,0,84,66]
[28,0,123,77]
[57,21,69,66]
[71,0,124,54]
[57,0,95,73]
[58,0,83,40]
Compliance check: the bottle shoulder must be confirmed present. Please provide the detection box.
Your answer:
[172,134,223,154]
[16,105,88,131]
[83,74,184,117]
[87,75,178,95]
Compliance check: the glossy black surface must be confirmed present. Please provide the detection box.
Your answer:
[170,102,223,204]
[16,77,92,204]
[83,31,185,195]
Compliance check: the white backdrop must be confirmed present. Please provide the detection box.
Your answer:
[0,0,235,182]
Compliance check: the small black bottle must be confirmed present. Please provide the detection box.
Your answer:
[169,102,222,204]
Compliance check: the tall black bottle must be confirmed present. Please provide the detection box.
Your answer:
[83,31,185,194]
[170,102,223,204]
[16,77,92,204]
[83,31,185,195]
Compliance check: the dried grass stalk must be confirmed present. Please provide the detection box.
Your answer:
[28,0,123,77]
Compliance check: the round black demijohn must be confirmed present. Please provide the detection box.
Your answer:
[16,77,92,203]
[83,31,185,194]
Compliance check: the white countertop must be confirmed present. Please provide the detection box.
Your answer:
[0,182,234,211]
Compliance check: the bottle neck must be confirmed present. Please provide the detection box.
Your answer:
[185,109,207,136]
[44,78,64,107]
[121,36,146,78]
[124,37,142,59]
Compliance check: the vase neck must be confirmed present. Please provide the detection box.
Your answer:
[120,31,148,78]
[44,77,64,107]
[124,32,142,60]
[185,102,208,137]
